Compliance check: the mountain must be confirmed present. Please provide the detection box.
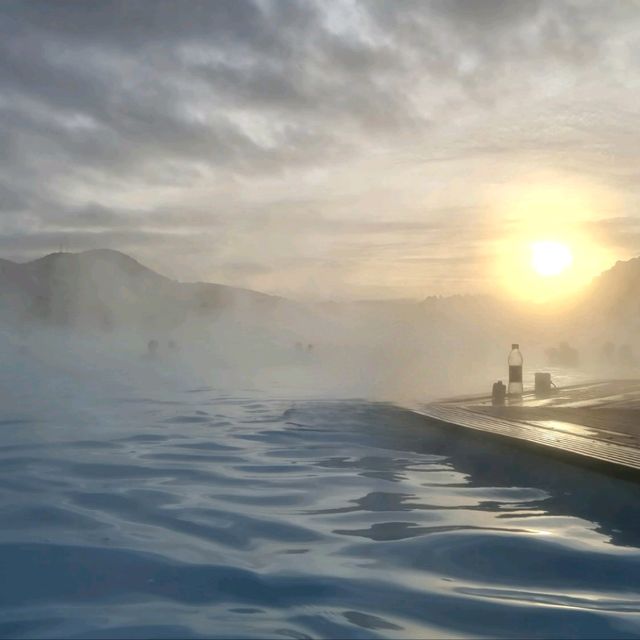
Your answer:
[2,248,639,359]
[584,257,640,316]
[568,256,640,340]
[0,249,291,333]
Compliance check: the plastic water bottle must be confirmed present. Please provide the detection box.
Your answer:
[508,344,523,396]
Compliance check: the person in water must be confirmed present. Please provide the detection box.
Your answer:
[145,339,159,359]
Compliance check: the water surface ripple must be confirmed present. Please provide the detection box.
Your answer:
[1,386,640,639]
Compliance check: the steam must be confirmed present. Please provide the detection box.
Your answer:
[0,249,638,427]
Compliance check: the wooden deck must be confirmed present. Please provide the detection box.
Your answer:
[412,380,640,478]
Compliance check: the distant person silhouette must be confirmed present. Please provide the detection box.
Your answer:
[546,341,579,367]
[145,339,159,359]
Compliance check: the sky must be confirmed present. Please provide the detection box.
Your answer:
[1,0,640,301]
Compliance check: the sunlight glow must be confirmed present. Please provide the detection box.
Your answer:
[531,241,573,277]
[489,178,619,304]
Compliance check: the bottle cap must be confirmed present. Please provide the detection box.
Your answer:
[512,343,519,349]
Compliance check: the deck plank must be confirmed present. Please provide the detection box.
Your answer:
[411,380,640,477]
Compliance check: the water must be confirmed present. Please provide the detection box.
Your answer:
[1,361,640,638]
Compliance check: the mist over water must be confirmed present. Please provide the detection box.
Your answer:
[0,251,637,640]
[2,249,638,405]
[1,285,639,638]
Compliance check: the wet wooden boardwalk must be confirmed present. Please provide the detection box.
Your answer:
[412,380,640,478]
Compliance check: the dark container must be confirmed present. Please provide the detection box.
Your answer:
[535,372,552,396]
[492,380,506,405]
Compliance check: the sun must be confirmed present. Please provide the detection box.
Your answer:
[531,241,573,277]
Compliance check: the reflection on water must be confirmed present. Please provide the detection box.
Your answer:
[0,386,639,639]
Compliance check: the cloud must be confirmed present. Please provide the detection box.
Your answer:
[0,1,639,298]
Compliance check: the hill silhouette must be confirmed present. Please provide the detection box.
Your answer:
[581,257,640,327]
[0,248,638,358]
[0,249,288,332]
